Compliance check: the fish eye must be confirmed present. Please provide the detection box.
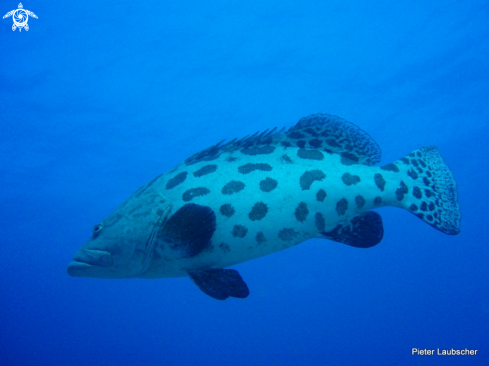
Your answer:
[92,224,103,234]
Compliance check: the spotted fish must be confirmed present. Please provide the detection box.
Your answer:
[67,114,461,300]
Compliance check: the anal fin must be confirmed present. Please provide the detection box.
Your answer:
[189,269,250,300]
[321,211,384,248]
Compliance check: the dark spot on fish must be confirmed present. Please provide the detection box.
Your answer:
[316,189,327,202]
[355,195,365,209]
[238,163,273,174]
[336,198,348,216]
[294,202,309,222]
[219,243,231,253]
[374,196,382,206]
[325,138,341,148]
[425,189,435,198]
[220,204,235,217]
[420,202,428,211]
[182,187,210,202]
[278,228,299,242]
[226,156,238,162]
[374,173,386,191]
[410,204,418,211]
[232,225,248,238]
[308,139,323,148]
[423,177,430,186]
[166,171,188,190]
[342,173,361,186]
[426,214,433,221]
[395,181,408,201]
[413,186,422,199]
[288,131,305,139]
[429,202,435,211]
[249,202,268,221]
[222,181,245,195]
[241,145,276,156]
[297,140,306,148]
[315,212,325,232]
[281,154,293,164]
[300,169,326,190]
[304,127,318,136]
[380,163,399,172]
[426,171,432,178]
[400,157,410,165]
[260,177,278,192]
[256,232,266,244]
[133,209,152,219]
[407,168,418,180]
[297,148,324,160]
[193,164,217,178]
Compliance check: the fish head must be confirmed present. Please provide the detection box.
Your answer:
[67,189,172,279]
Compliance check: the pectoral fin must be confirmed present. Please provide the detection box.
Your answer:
[158,203,216,258]
[189,269,250,300]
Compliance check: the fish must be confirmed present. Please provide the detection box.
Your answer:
[67,113,461,300]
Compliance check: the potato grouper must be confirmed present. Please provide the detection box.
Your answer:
[67,114,461,300]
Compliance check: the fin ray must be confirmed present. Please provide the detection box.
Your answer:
[185,113,380,165]
[395,146,461,235]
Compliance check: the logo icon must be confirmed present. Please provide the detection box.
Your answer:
[3,3,37,32]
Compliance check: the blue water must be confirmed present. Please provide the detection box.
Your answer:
[1,1,488,365]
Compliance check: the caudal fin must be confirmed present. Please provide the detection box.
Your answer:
[387,146,461,235]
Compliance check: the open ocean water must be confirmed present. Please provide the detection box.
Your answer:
[1,1,488,365]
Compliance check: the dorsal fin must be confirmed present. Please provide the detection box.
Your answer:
[282,114,381,165]
[185,127,285,165]
[185,113,381,166]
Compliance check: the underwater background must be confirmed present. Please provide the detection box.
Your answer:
[1,1,488,365]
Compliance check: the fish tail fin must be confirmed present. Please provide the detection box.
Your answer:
[385,146,461,235]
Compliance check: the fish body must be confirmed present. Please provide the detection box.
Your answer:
[67,114,461,300]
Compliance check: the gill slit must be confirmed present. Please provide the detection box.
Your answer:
[136,204,172,276]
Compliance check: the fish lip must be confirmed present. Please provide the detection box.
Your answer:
[72,249,113,267]
[67,261,93,277]
[67,249,113,277]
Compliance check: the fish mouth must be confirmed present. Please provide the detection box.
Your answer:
[67,249,113,277]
